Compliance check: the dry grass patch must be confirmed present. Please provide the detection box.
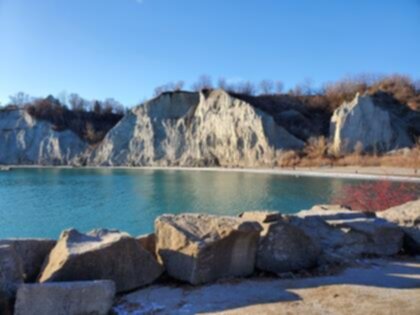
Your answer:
[278,138,420,169]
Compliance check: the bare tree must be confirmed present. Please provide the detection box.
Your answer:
[68,93,86,111]
[217,77,228,90]
[102,98,124,115]
[173,80,184,91]
[290,78,313,96]
[154,81,185,96]
[154,85,166,97]
[275,81,284,94]
[191,75,213,91]
[56,91,68,108]
[235,81,256,95]
[92,100,102,114]
[414,79,420,93]
[259,79,274,95]
[153,83,172,97]
[301,78,314,95]
[9,92,31,107]
[290,85,303,96]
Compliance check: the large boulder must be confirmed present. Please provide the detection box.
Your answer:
[290,205,404,262]
[89,90,304,167]
[377,199,420,254]
[0,245,23,315]
[137,233,157,258]
[38,229,163,293]
[0,239,56,282]
[239,210,282,223]
[0,108,87,165]
[240,211,320,273]
[155,213,262,285]
[259,221,320,273]
[330,93,417,154]
[14,280,115,315]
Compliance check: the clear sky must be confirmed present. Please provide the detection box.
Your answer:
[0,0,419,106]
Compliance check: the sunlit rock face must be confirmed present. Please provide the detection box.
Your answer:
[0,109,87,165]
[90,90,304,167]
[330,93,418,155]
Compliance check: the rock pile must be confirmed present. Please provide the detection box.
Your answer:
[38,229,163,293]
[240,211,320,273]
[0,199,418,314]
[0,245,23,315]
[377,199,420,254]
[0,239,56,282]
[291,205,404,262]
[155,213,262,284]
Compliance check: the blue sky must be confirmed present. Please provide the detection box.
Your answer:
[0,0,419,106]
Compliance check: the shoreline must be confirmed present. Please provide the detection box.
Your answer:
[2,165,420,182]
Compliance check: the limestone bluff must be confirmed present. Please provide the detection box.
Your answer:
[0,109,86,165]
[0,89,418,166]
[88,90,304,167]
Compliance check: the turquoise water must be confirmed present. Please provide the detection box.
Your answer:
[0,168,419,239]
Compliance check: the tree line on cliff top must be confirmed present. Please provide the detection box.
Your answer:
[155,73,420,112]
[1,74,419,144]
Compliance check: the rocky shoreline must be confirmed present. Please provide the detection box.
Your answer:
[1,199,419,314]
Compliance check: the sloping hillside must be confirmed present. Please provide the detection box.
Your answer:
[0,109,87,165]
[89,90,304,167]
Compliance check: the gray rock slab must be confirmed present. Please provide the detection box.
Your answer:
[14,280,115,315]
[0,239,55,282]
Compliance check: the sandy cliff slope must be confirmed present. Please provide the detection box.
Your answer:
[89,90,304,167]
[330,93,419,154]
[0,109,87,165]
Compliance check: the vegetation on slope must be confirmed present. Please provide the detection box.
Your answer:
[1,74,418,151]
[2,94,124,144]
[155,74,420,143]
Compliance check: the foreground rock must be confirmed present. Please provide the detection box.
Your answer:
[113,258,420,315]
[15,280,115,315]
[155,213,262,284]
[0,108,87,165]
[90,90,304,167]
[240,211,320,273]
[0,245,23,315]
[330,92,418,154]
[38,229,163,293]
[377,199,420,254]
[137,233,157,258]
[0,239,55,282]
[257,221,320,273]
[290,205,404,262]
[239,210,282,223]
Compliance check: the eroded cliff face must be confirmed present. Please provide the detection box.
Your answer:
[330,93,417,155]
[0,109,87,165]
[89,90,304,167]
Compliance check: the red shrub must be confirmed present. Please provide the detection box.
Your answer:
[332,181,419,212]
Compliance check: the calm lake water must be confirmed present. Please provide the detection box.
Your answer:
[0,168,419,239]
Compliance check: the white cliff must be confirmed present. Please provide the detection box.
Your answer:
[0,109,87,165]
[330,93,416,154]
[89,90,304,167]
